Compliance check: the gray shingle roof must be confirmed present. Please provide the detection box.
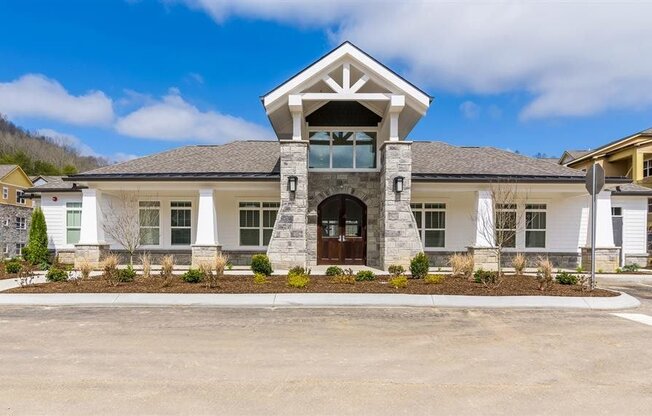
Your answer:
[607,183,652,196]
[69,140,596,182]
[0,164,18,178]
[27,176,81,192]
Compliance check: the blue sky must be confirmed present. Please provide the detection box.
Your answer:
[1,0,652,162]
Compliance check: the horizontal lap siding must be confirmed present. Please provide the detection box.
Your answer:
[612,196,647,256]
[41,194,82,250]
[546,194,588,253]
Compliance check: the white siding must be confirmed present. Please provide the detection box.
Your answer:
[612,196,647,256]
[40,193,82,250]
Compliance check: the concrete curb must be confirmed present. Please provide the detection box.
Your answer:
[0,291,639,310]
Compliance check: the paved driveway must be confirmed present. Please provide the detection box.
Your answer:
[1,284,651,415]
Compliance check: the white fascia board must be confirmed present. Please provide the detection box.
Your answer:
[263,43,430,113]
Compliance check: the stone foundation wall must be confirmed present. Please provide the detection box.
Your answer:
[428,250,581,270]
[0,204,32,258]
[191,245,221,268]
[74,244,109,268]
[467,247,499,271]
[581,247,620,273]
[624,254,649,267]
[54,250,75,265]
[306,172,381,268]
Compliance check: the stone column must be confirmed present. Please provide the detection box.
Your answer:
[75,188,108,268]
[191,188,221,267]
[267,140,308,269]
[379,141,422,270]
[581,191,620,272]
[467,189,498,271]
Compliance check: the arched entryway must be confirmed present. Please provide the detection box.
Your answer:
[317,194,367,265]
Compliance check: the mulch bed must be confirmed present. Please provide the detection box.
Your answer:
[6,274,616,297]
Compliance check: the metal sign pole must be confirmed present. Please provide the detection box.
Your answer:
[591,164,597,290]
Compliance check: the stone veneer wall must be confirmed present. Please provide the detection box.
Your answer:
[624,254,649,267]
[466,248,581,271]
[581,247,620,272]
[267,141,309,269]
[0,205,32,258]
[379,142,423,269]
[306,172,381,268]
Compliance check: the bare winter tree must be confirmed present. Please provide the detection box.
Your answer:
[474,181,530,278]
[102,191,159,265]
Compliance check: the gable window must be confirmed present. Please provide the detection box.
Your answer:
[644,159,652,178]
[525,204,546,248]
[66,202,82,244]
[239,202,279,246]
[308,130,376,169]
[139,201,160,246]
[15,216,26,230]
[2,187,7,199]
[16,190,25,205]
[170,201,192,245]
[495,204,517,248]
[411,203,446,248]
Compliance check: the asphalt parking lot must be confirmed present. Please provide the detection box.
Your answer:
[1,281,651,416]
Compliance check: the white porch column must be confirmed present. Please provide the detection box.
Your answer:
[289,94,303,141]
[388,95,405,141]
[194,188,219,246]
[78,188,104,245]
[474,190,494,247]
[191,188,220,267]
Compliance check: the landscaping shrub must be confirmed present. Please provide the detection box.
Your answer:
[251,254,273,276]
[18,263,36,287]
[102,254,120,286]
[325,266,344,277]
[355,270,375,281]
[140,253,152,279]
[536,257,554,291]
[253,273,270,285]
[556,270,578,285]
[389,275,408,289]
[388,264,405,277]
[288,266,311,277]
[78,258,93,280]
[25,207,49,265]
[512,253,527,276]
[424,274,445,284]
[410,252,430,279]
[331,274,355,285]
[576,266,585,273]
[5,261,22,274]
[623,263,640,273]
[160,255,175,286]
[118,265,136,282]
[287,272,310,288]
[449,253,474,279]
[46,267,68,282]
[474,269,499,287]
[182,268,203,284]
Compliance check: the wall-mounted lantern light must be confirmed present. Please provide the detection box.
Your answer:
[393,176,404,193]
[288,176,298,193]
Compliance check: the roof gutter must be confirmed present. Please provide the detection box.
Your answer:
[65,173,281,182]
[411,174,632,184]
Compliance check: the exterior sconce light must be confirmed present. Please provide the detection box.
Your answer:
[393,176,404,193]
[288,176,298,193]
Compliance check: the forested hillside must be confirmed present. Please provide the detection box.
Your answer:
[0,115,107,175]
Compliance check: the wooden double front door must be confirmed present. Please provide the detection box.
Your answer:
[317,194,367,265]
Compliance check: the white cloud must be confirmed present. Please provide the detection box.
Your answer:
[171,0,652,120]
[0,74,114,125]
[459,101,480,120]
[115,89,270,142]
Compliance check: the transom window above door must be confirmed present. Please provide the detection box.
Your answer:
[309,130,377,170]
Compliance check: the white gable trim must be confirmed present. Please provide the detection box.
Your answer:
[262,42,431,114]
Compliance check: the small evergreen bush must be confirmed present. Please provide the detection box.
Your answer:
[388,264,405,277]
[355,270,375,281]
[424,274,445,284]
[118,265,137,282]
[410,252,430,279]
[389,275,408,289]
[287,272,310,288]
[251,254,273,276]
[46,267,68,282]
[556,271,578,285]
[5,261,22,274]
[474,269,499,285]
[182,268,203,283]
[25,207,49,265]
[288,266,310,276]
[325,266,344,276]
[622,263,640,273]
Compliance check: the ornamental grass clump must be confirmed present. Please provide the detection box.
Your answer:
[536,257,554,291]
[449,253,474,279]
[410,252,430,279]
[102,254,120,286]
[512,253,527,276]
[139,253,152,279]
[388,275,408,289]
[78,258,93,281]
[160,255,175,287]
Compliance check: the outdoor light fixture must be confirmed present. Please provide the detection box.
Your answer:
[288,176,298,193]
[394,176,404,193]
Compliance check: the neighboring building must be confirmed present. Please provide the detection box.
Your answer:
[561,128,652,252]
[29,42,650,271]
[0,165,34,258]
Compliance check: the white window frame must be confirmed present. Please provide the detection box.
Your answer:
[411,203,446,249]
[139,200,161,246]
[16,190,25,205]
[495,204,517,249]
[3,244,8,255]
[170,201,192,246]
[2,187,8,200]
[66,202,82,245]
[238,201,280,248]
[525,204,547,249]
[307,127,379,172]
[644,159,652,178]
[15,243,25,256]
[15,216,26,230]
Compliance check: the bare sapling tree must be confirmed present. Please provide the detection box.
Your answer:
[102,191,159,266]
[474,181,530,278]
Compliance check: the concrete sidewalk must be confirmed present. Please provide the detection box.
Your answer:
[0,291,639,310]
